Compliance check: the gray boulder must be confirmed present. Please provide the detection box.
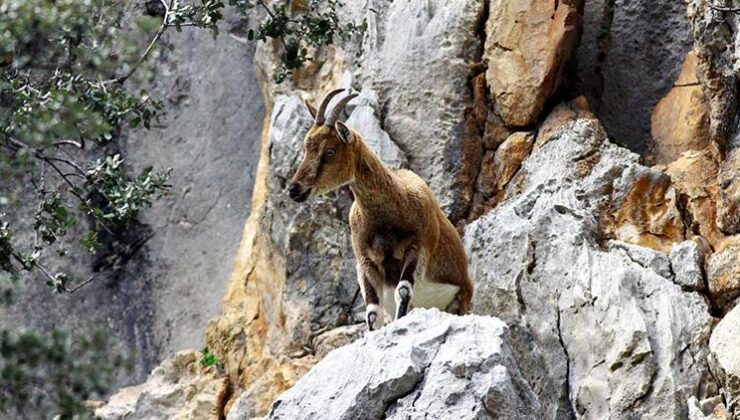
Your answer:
[708,304,740,418]
[464,118,714,418]
[267,309,541,420]
[670,241,707,291]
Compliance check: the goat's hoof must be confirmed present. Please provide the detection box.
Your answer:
[367,312,378,331]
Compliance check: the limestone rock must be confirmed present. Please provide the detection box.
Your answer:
[606,164,686,253]
[268,309,542,420]
[669,240,707,291]
[493,132,535,191]
[649,51,711,165]
[579,0,692,152]
[707,236,740,311]
[465,118,713,418]
[609,240,672,279]
[708,304,740,418]
[535,96,596,150]
[664,149,723,247]
[485,0,580,127]
[346,90,408,170]
[477,150,498,201]
[484,108,512,150]
[355,0,486,218]
[95,350,229,420]
[688,396,730,420]
[717,149,740,235]
[687,0,738,146]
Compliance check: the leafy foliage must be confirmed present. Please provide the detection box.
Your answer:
[0,0,366,293]
[0,328,131,419]
[199,346,220,368]
[0,0,364,417]
[248,0,367,81]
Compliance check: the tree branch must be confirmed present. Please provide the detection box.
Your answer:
[42,140,84,150]
[708,2,740,12]
[42,158,118,238]
[110,0,173,85]
[63,275,96,293]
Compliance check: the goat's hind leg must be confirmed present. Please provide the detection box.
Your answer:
[395,245,418,320]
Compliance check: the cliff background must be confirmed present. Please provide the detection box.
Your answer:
[4,0,739,419]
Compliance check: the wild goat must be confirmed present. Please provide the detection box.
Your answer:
[288,89,474,330]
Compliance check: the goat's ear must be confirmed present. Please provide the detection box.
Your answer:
[304,100,318,120]
[335,121,354,144]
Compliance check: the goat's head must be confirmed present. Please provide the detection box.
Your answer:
[289,89,359,202]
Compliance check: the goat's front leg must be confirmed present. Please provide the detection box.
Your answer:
[395,244,418,320]
[357,262,382,331]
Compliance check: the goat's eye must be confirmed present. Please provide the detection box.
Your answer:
[325,149,336,157]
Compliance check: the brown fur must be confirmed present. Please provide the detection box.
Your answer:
[290,104,473,328]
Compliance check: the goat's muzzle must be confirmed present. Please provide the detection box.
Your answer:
[288,183,311,203]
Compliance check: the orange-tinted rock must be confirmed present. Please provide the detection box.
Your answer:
[483,110,511,150]
[476,150,498,200]
[535,96,596,150]
[485,0,580,127]
[494,132,535,191]
[474,131,533,211]
[607,168,685,254]
[649,51,711,165]
[96,351,229,420]
[707,235,740,311]
[717,149,740,235]
[664,149,724,248]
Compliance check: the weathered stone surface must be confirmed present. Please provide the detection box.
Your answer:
[717,149,740,235]
[477,150,498,201]
[96,350,228,420]
[346,90,408,170]
[687,0,738,147]
[707,236,740,311]
[605,164,686,253]
[663,149,723,247]
[688,396,730,420]
[649,51,711,165]
[669,240,707,291]
[465,118,713,418]
[609,240,672,279]
[354,0,485,218]
[485,0,580,127]
[483,107,512,150]
[578,0,692,152]
[268,309,541,420]
[535,96,596,150]
[709,304,740,418]
[493,132,535,192]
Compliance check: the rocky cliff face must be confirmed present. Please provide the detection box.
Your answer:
[97,0,740,419]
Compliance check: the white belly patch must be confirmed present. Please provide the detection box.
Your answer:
[379,277,459,323]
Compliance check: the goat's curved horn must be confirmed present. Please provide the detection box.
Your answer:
[315,88,345,125]
[325,93,359,126]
